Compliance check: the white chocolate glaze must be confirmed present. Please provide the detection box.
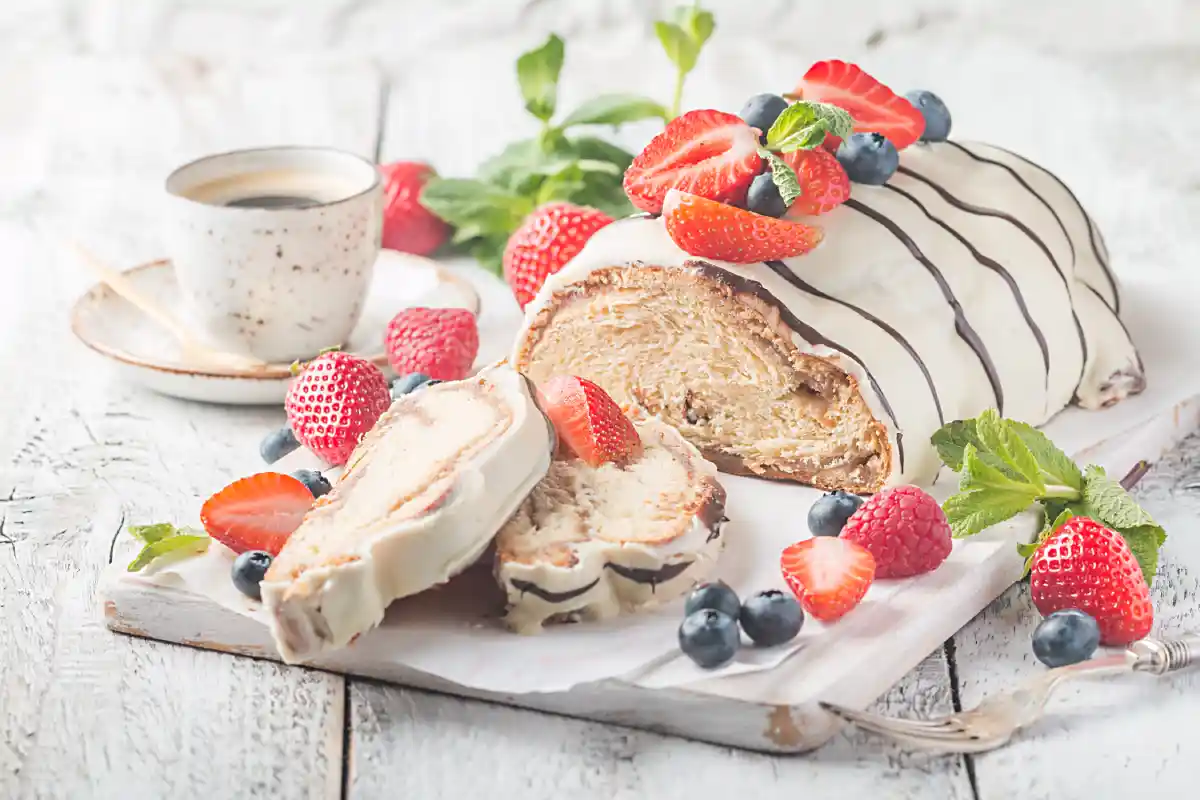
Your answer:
[514,140,1143,487]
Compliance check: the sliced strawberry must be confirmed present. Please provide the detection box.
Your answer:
[822,134,843,153]
[791,60,925,150]
[663,189,823,263]
[537,375,642,467]
[623,109,763,213]
[780,537,875,622]
[200,473,314,556]
[783,148,851,216]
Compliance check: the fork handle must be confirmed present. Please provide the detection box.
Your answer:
[1129,635,1200,675]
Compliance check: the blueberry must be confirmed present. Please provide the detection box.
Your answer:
[231,550,273,601]
[807,490,865,537]
[746,173,787,218]
[905,90,952,142]
[291,468,331,498]
[392,372,434,399]
[1032,609,1100,668]
[260,426,300,465]
[684,580,742,619]
[836,132,900,185]
[739,93,790,141]
[679,609,740,669]
[739,589,804,647]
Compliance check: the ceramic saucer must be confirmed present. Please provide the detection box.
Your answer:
[71,250,484,405]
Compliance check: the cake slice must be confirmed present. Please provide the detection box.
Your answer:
[261,364,553,663]
[494,412,727,633]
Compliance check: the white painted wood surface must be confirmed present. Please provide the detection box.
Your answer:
[4,0,1200,798]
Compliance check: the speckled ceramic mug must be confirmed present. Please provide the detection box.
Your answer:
[164,146,383,364]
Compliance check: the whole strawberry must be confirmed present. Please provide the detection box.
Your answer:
[840,485,952,579]
[379,161,450,256]
[384,307,478,381]
[285,351,391,466]
[1031,516,1153,646]
[502,203,613,309]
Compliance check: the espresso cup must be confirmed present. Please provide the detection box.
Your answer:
[164,146,383,364]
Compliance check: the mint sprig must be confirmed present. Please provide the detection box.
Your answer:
[419,5,711,274]
[760,150,802,207]
[766,101,854,152]
[127,522,210,572]
[932,410,1165,585]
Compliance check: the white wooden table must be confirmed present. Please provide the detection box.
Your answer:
[3,1,1199,797]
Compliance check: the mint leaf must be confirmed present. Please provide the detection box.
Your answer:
[127,534,210,572]
[766,102,854,153]
[129,522,177,544]
[1078,465,1165,585]
[558,94,669,128]
[516,34,565,122]
[420,178,533,235]
[760,150,801,207]
[975,409,1044,489]
[1009,421,1083,491]
[944,487,1039,539]
[673,5,715,47]
[654,21,699,75]
[931,419,982,472]
[567,137,635,170]
[1121,525,1166,585]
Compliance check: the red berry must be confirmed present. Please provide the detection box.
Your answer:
[284,351,391,466]
[783,148,851,216]
[623,109,764,213]
[200,473,314,556]
[503,203,614,309]
[537,375,642,467]
[840,485,953,579]
[791,60,925,150]
[780,537,876,622]
[1030,516,1153,646]
[384,307,479,381]
[662,189,823,263]
[379,161,450,256]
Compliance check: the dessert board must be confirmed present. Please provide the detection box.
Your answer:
[98,268,1200,753]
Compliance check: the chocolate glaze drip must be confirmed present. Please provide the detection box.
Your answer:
[510,577,600,604]
[882,183,1052,388]
[763,260,944,426]
[896,164,1089,397]
[989,144,1121,314]
[689,261,905,470]
[605,560,693,592]
[947,142,1077,264]
[844,198,1006,413]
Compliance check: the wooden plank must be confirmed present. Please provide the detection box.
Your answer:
[0,54,381,798]
[346,649,972,800]
[953,433,1200,799]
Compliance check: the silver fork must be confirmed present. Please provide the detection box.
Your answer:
[821,634,1200,753]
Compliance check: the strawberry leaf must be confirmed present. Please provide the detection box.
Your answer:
[1078,465,1165,584]
[558,94,669,128]
[760,150,802,207]
[516,34,565,122]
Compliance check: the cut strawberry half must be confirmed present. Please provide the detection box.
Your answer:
[782,148,850,216]
[623,109,763,214]
[780,537,876,622]
[200,472,314,556]
[536,375,642,467]
[663,189,823,263]
[791,60,925,150]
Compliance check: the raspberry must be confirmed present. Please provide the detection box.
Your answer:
[840,485,952,579]
[384,307,479,381]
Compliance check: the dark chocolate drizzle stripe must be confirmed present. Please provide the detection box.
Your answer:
[947,141,1077,264]
[882,183,1052,388]
[763,259,944,426]
[510,577,600,604]
[689,261,905,470]
[605,560,693,591]
[896,164,1089,396]
[843,198,1006,413]
[988,144,1121,314]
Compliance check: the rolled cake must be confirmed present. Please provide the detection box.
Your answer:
[261,364,553,663]
[513,141,1144,492]
[495,412,727,633]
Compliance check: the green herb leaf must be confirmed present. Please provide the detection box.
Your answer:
[760,150,802,207]
[944,486,1039,539]
[127,534,210,572]
[420,178,533,237]
[931,419,982,472]
[673,5,715,46]
[766,102,854,153]
[974,409,1044,490]
[654,21,698,74]
[1009,421,1083,490]
[129,522,177,544]
[567,137,635,171]
[1079,465,1165,584]
[516,34,565,122]
[558,94,670,128]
